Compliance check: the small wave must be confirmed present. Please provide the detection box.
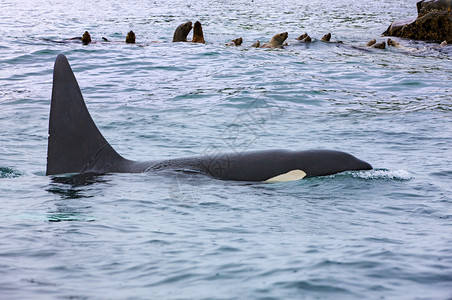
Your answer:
[274,280,349,293]
[430,170,452,177]
[22,278,57,287]
[47,213,95,222]
[0,167,22,178]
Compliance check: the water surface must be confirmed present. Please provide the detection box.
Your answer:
[1,0,451,299]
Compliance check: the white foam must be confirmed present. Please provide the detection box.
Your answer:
[351,169,413,180]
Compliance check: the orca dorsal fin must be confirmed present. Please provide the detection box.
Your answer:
[46,54,125,175]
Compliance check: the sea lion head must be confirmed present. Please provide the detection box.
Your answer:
[173,21,193,42]
[300,35,311,42]
[251,40,260,47]
[192,21,205,43]
[82,31,91,45]
[270,32,288,46]
[387,38,396,47]
[366,39,376,47]
[297,33,308,40]
[321,33,331,42]
[126,30,136,43]
[232,37,243,46]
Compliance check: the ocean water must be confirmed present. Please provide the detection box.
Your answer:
[1,0,452,298]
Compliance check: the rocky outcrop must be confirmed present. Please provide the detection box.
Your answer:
[383,0,452,43]
[417,0,451,16]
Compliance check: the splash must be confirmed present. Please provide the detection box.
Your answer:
[321,169,413,181]
[0,167,22,178]
[350,169,413,181]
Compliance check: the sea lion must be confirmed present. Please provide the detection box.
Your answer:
[126,30,136,43]
[296,32,311,42]
[173,22,193,42]
[81,31,91,45]
[372,41,386,49]
[251,40,260,47]
[65,31,91,44]
[261,32,288,48]
[299,35,311,42]
[48,31,130,45]
[387,38,398,47]
[101,31,136,44]
[366,39,376,46]
[226,37,243,46]
[191,21,205,43]
[321,33,331,42]
[297,33,308,40]
[387,38,416,51]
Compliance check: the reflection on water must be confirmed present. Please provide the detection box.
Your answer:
[47,173,107,199]
[46,211,95,222]
[45,173,109,222]
[49,172,109,189]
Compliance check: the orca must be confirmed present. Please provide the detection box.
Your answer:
[46,54,372,182]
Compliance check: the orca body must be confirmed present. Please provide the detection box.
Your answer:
[46,55,372,182]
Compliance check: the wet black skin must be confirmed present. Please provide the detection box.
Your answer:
[172,22,193,42]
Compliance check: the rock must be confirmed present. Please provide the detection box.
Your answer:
[383,17,417,37]
[417,0,451,17]
[399,11,451,43]
[383,0,452,43]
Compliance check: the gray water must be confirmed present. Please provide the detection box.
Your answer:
[1,0,452,299]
